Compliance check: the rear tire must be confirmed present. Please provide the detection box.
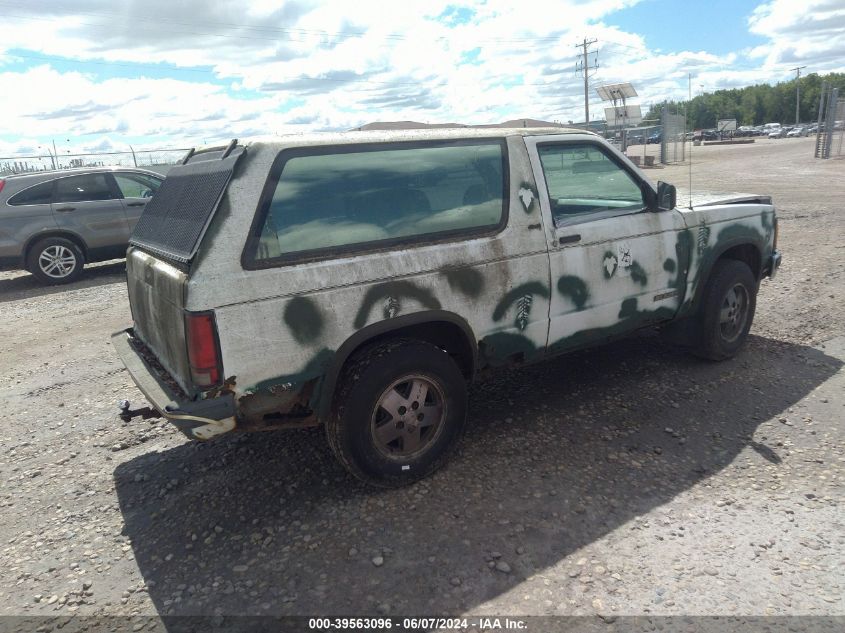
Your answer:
[326,338,467,487]
[27,237,84,285]
[692,259,757,360]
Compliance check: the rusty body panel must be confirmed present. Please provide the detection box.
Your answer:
[115,128,779,441]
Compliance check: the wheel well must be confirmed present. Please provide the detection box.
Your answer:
[718,243,761,280]
[354,320,475,379]
[24,232,88,266]
[689,242,762,312]
[318,316,477,421]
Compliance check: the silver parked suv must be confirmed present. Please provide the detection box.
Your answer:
[0,167,163,284]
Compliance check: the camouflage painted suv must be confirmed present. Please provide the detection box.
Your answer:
[112,131,781,486]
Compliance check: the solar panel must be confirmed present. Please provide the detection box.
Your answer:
[596,83,638,101]
[604,105,643,126]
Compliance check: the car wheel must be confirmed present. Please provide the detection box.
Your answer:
[692,259,757,360]
[27,237,84,285]
[326,338,468,487]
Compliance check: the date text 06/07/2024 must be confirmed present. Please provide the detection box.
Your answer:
[308,617,528,630]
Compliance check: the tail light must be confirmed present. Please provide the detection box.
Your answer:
[0,179,5,194]
[185,311,222,389]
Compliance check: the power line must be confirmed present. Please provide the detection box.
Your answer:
[575,38,599,124]
[2,47,810,101]
[0,51,447,88]
[0,6,813,79]
[3,3,831,70]
[790,65,807,125]
[0,51,598,92]
[599,40,647,54]
[0,7,821,105]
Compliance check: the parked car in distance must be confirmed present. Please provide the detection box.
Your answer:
[647,132,662,144]
[112,130,781,487]
[0,167,163,284]
[786,126,808,137]
[768,128,787,139]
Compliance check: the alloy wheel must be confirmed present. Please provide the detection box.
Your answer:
[38,245,77,279]
[370,374,447,459]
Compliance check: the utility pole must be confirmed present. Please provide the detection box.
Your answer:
[790,66,807,125]
[575,38,598,127]
[688,73,693,209]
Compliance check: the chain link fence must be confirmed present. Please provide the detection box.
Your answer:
[660,108,687,164]
[0,148,188,176]
[815,84,844,159]
[622,125,660,167]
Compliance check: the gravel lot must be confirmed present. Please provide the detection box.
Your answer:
[1,137,842,622]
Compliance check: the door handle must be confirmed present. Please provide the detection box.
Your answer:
[558,234,581,245]
[126,201,145,207]
[55,206,76,212]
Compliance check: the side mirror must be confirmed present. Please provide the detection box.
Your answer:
[657,181,676,211]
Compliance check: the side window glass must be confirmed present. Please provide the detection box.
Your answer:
[54,174,116,203]
[251,142,505,261]
[7,181,54,206]
[114,174,161,199]
[538,144,645,226]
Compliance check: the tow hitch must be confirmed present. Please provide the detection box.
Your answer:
[118,400,161,423]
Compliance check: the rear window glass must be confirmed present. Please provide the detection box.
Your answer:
[7,181,53,206]
[54,174,116,203]
[248,140,506,263]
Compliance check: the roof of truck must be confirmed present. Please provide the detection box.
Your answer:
[245,127,589,147]
[179,128,598,164]
[189,128,592,158]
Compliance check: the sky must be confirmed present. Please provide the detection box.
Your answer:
[0,0,843,160]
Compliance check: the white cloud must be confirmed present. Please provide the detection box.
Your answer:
[747,0,845,71]
[0,0,843,154]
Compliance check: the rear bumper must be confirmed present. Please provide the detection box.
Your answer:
[764,250,782,279]
[111,329,237,440]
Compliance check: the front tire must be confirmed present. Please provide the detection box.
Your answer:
[693,259,757,360]
[27,237,84,285]
[326,339,468,487]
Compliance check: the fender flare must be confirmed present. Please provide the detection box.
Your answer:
[316,310,477,420]
[688,236,765,313]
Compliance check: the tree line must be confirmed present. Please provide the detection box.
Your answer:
[641,72,845,129]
